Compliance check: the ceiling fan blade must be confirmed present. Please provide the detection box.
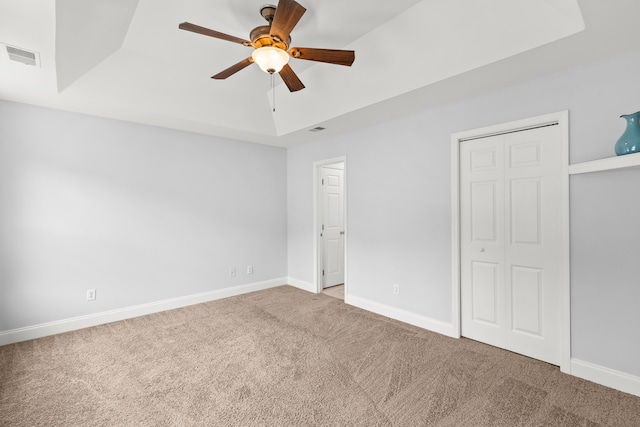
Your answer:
[270,0,306,43]
[279,64,305,92]
[289,48,355,66]
[211,57,254,80]
[179,22,251,46]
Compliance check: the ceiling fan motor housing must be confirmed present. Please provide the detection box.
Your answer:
[250,25,290,50]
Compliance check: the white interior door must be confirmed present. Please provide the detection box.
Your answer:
[460,125,562,365]
[460,136,506,349]
[321,165,344,288]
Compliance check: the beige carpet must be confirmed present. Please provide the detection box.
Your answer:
[1,285,639,426]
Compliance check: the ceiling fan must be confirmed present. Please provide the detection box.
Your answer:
[178,0,355,92]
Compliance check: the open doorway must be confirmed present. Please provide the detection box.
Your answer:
[314,157,347,297]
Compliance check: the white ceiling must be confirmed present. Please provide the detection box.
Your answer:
[1,0,639,147]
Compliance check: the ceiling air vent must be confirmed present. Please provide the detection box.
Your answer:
[308,126,326,132]
[4,44,40,67]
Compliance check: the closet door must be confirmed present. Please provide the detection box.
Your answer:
[461,125,562,365]
[460,135,506,349]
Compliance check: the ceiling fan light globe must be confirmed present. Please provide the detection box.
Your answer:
[252,46,289,74]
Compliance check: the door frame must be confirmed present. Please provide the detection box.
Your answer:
[313,156,348,294]
[451,111,571,373]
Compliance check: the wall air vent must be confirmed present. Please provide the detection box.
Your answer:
[4,44,40,67]
[309,126,326,132]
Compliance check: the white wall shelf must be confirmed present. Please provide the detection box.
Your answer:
[569,152,640,175]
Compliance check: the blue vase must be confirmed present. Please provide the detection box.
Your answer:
[615,111,640,156]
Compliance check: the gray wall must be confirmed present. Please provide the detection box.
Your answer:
[2,48,639,380]
[287,48,640,376]
[570,170,640,375]
[0,101,288,331]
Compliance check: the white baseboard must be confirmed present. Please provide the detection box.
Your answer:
[0,278,288,346]
[571,358,640,397]
[286,277,317,293]
[345,294,457,338]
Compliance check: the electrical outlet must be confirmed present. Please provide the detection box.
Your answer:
[393,284,400,295]
[86,289,96,301]
[247,265,253,275]
[229,268,236,278]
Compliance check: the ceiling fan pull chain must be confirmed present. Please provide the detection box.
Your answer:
[272,73,276,112]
